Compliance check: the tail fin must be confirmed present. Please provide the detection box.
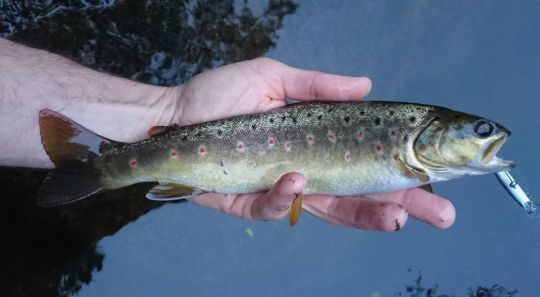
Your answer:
[37,109,118,207]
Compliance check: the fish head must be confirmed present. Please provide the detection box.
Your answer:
[413,109,513,177]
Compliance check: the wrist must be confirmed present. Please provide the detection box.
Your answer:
[0,38,182,168]
[60,82,182,143]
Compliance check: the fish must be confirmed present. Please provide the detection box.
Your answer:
[37,101,514,221]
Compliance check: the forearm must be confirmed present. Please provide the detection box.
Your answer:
[0,38,180,168]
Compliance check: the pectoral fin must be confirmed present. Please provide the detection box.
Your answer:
[289,193,303,226]
[146,183,203,201]
[419,184,433,193]
[394,155,430,183]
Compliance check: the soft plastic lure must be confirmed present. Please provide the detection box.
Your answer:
[496,170,539,217]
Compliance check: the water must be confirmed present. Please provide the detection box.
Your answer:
[1,1,539,296]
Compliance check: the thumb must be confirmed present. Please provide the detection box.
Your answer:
[251,172,306,220]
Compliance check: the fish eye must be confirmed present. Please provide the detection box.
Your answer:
[474,120,494,138]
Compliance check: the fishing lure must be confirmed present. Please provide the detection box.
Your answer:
[495,170,539,217]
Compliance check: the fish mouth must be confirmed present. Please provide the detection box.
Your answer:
[478,133,514,171]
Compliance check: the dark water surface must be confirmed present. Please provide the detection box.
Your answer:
[1,1,538,296]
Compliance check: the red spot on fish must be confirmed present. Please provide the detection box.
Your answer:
[267,137,276,148]
[284,141,292,152]
[356,130,365,142]
[170,150,178,158]
[376,144,382,152]
[306,134,315,144]
[198,145,207,155]
[344,151,352,162]
[237,141,246,152]
[129,159,137,168]
[391,130,397,136]
[327,131,337,143]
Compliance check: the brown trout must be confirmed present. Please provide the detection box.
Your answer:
[38,101,513,212]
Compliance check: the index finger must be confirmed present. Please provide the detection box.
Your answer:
[367,188,456,229]
[254,58,372,101]
[281,66,372,101]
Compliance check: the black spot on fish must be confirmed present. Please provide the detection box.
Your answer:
[343,116,350,123]
[195,132,202,137]
[328,107,334,112]
[251,124,257,130]
[360,111,365,116]
[307,112,312,117]
[317,115,323,120]
[281,116,286,121]
[219,160,224,167]
[374,117,381,126]
[181,135,188,141]
[402,134,409,144]
[223,170,228,175]
[409,116,416,123]
[269,118,275,123]
[292,117,298,124]
[217,130,223,136]
[389,111,395,116]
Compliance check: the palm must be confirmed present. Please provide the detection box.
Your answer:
[176,58,455,231]
[177,58,285,125]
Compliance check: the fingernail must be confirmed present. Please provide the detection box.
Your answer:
[394,219,401,231]
[357,76,372,87]
[437,202,456,229]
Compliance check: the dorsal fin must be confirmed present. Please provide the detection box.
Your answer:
[147,124,180,138]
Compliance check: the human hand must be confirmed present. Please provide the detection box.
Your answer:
[175,58,455,231]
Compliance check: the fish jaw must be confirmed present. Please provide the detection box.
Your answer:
[467,133,514,173]
[420,134,514,182]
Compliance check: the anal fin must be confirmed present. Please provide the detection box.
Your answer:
[289,193,303,226]
[146,183,202,201]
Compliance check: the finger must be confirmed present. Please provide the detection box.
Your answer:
[249,172,306,220]
[281,67,372,101]
[252,58,372,101]
[302,195,408,232]
[368,188,456,229]
[190,172,305,221]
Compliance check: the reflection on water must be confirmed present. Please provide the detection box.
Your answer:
[3,0,297,85]
[0,0,297,296]
[0,167,163,296]
[0,1,522,296]
[398,271,517,297]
